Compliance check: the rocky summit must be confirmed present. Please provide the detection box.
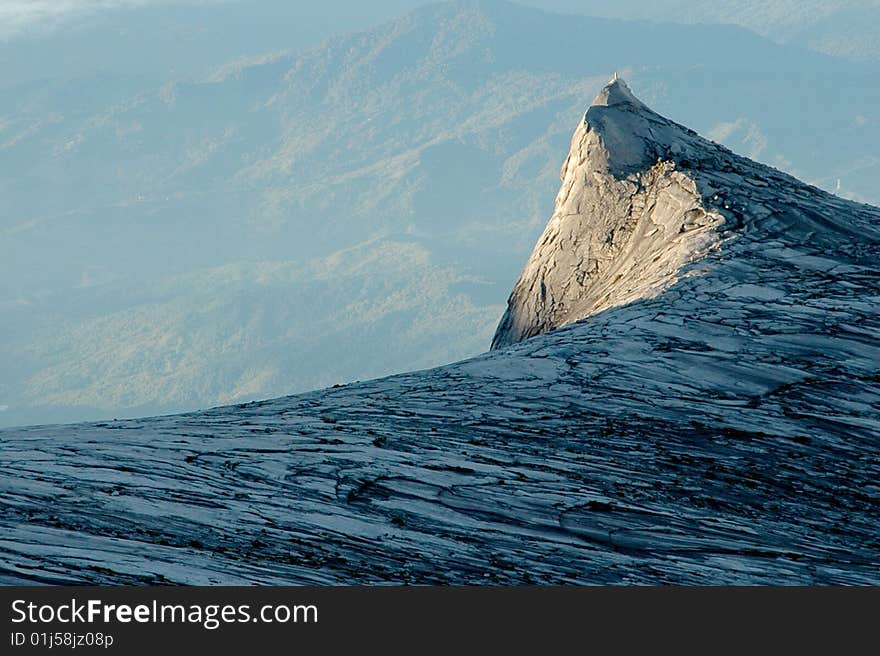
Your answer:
[1,78,878,585]
[492,76,878,348]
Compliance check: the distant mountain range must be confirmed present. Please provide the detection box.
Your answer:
[1,0,878,426]
[544,0,880,63]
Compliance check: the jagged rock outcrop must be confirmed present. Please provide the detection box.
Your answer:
[493,78,724,348]
[492,76,874,349]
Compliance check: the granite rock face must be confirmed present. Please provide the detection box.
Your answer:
[493,78,724,348]
[492,77,873,349]
[0,78,878,585]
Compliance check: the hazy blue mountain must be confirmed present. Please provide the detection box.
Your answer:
[4,0,876,82]
[0,1,429,88]
[2,0,878,426]
[530,0,880,63]
[0,239,500,427]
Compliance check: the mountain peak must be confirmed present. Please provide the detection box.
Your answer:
[589,74,644,109]
[578,76,706,177]
[492,78,879,351]
[490,79,729,350]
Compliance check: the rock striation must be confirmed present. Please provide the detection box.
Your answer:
[0,77,878,585]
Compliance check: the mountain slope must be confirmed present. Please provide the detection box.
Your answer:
[1,81,878,585]
[2,0,879,427]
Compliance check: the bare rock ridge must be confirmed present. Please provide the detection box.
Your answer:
[491,77,723,349]
[491,76,875,349]
[0,77,879,585]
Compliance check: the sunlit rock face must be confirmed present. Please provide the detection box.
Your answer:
[492,76,875,349]
[493,78,726,348]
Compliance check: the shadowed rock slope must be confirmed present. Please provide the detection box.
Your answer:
[1,80,878,585]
